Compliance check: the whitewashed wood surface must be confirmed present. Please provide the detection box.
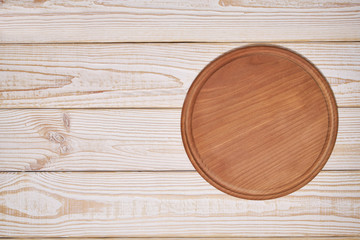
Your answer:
[0,171,359,237]
[0,108,358,171]
[0,0,359,43]
[0,43,359,108]
[0,0,360,238]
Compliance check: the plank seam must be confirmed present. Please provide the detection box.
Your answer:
[0,41,360,45]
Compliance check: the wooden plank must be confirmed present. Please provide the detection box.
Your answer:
[0,0,359,43]
[0,108,358,171]
[0,43,359,108]
[0,171,359,237]
[0,109,188,171]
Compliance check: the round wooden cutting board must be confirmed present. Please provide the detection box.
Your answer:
[181,45,338,200]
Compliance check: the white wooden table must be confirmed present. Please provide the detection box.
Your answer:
[0,0,359,238]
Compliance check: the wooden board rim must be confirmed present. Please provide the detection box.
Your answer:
[181,45,339,200]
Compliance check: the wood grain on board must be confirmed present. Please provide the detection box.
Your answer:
[0,171,359,237]
[181,45,338,200]
[1,0,359,239]
[0,0,359,43]
[0,108,358,171]
[0,43,359,108]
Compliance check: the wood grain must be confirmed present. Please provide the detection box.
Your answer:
[0,42,359,108]
[181,45,338,200]
[0,0,359,43]
[1,1,359,239]
[0,171,359,237]
[0,108,358,171]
